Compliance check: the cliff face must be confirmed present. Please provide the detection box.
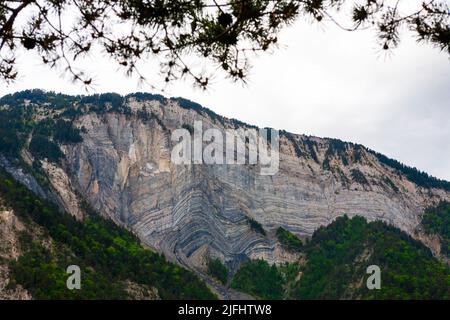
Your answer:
[49,97,449,271]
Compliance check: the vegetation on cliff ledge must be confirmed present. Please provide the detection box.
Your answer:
[206,258,228,285]
[248,217,266,236]
[276,227,303,252]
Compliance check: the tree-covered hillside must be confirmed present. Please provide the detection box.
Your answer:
[422,202,450,258]
[231,215,450,300]
[0,168,216,300]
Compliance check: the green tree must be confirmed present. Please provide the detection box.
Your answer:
[206,258,229,285]
[276,227,303,252]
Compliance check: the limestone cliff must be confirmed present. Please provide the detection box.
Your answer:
[39,96,449,273]
[1,91,449,277]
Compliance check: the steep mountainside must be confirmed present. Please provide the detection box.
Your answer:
[0,90,449,299]
[0,167,215,299]
[63,93,450,267]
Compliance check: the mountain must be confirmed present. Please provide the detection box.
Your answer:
[0,167,214,299]
[0,89,449,299]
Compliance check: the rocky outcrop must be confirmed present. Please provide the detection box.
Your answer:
[0,156,79,219]
[0,156,47,200]
[41,159,84,220]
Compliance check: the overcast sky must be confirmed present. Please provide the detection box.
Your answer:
[1,13,449,181]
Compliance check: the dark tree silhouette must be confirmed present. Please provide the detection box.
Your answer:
[0,0,449,88]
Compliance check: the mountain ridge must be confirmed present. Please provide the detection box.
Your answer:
[0,89,449,299]
[2,89,449,188]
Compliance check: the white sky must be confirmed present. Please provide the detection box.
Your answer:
[1,10,449,181]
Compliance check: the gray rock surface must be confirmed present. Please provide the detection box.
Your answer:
[53,98,450,270]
